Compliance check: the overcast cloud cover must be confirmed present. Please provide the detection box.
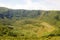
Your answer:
[0,0,60,10]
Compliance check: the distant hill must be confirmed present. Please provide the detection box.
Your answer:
[0,7,60,28]
[0,7,60,20]
[0,7,43,19]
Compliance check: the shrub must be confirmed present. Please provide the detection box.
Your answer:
[8,32,17,37]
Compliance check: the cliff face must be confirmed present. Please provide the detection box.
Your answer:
[0,8,42,19]
[0,7,60,19]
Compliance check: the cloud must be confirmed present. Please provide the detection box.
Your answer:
[0,0,60,10]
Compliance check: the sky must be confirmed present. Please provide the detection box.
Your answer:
[0,0,60,10]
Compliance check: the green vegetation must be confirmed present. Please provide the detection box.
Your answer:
[0,7,60,40]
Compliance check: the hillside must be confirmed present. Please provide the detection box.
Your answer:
[0,7,60,40]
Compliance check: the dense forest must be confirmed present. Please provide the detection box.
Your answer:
[0,7,60,40]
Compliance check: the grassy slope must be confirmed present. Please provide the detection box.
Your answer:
[0,8,60,40]
[0,19,57,40]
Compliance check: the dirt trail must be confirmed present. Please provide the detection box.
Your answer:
[41,22,55,32]
[37,22,55,37]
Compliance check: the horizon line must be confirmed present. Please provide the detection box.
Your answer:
[0,7,60,11]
